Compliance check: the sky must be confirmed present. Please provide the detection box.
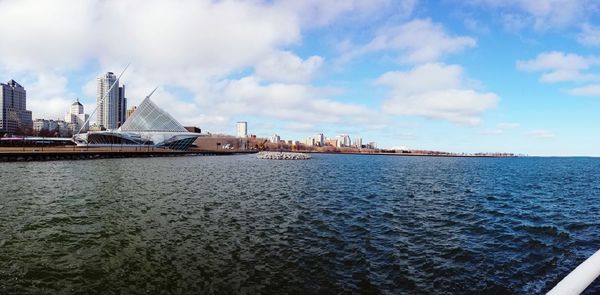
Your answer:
[0,0,599,156]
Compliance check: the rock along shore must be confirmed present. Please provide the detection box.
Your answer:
[256,151,311,160]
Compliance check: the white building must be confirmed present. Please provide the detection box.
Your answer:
[236,121,247,138]
[336,134,351,147]
[353,137,363,148]
[97,72,126,130]
[32,119,70,136]
[270,134,280,143]
[65,99,90,134]
[32,119,48,134]
[304,137,315,146]
[315,133,324,146]
[75,92,201,150]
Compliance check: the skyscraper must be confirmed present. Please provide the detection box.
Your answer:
[315,133,324,146]
[0,80,32,134]
[117,84,127,127]
[64,99,90,134]
[236,121,247,138]
[96,72,126,129]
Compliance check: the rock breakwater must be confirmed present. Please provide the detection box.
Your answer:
[256,151,311,160]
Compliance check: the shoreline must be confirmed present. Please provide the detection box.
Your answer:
[302,150,517,158]
[0,147,254,162]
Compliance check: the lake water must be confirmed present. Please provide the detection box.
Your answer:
[1,154,599,294]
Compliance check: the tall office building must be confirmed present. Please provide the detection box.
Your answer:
[270,134,280,143]
[335,134,351,147]
[236,121,247,138]
[315,133,324,146]
[64,99,90,134]
[117,84,127,127]
[97,72,126,129]
[0,80,32,134]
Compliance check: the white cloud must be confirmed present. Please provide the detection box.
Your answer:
[469,0,596,30]
[480,129,504,135]
[516,51,600,83]
[568,84,600,96]
[517,51,600,97]
[278,0,415,27]
[0,0,399,132]
[22,72,74,120]
[578,24,600,47]
[254,51,323,83]
[376,63,499,125]
[340,19,476,64]
[479,122,520,136]
[498,122,520,129]
[527,129,555,139]
[211,76,378,125]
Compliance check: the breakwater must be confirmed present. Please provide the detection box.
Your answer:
[257,151,311,160]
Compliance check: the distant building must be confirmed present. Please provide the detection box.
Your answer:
[236,121,247,138]
[32,119,69,137]
[353,137,362,148]
[88,123,104,131]
[74,94,201,150]
[335,134,351,147]
[127,106,137,119]
[184,126,201,133]
[270,134,280,143]
[32,119,48,134]
[325,138,338,147]
[97,72,126,130]
[64,99,89,134]
[315,133,324,146]
[304,137,315,146]
[0,80,33,134]
[117,84,127,127]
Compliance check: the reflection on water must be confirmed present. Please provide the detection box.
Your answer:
[1,155,599,294]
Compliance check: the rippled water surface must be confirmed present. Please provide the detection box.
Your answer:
[1,154,600,294]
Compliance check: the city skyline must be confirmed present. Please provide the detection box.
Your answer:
[0,1,599,155]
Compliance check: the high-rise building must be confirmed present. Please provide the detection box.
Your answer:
[236,121,247,138]
[64,99,90,134]
[336,134,351,147]
[353,137,363,148]
[97,72,126,130]
[315,133,324,146]
[270,134,280,143]
[117,84,127,127]
[0,80,32,134]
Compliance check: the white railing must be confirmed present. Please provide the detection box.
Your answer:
[548,249,600,295]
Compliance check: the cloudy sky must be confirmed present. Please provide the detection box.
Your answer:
[1,0,599,156]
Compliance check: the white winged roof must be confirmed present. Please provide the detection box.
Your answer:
[119,97,187,132]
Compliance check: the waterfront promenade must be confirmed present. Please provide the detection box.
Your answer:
[0,146,253,161]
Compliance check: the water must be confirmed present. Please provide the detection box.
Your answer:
[1,154,600,294]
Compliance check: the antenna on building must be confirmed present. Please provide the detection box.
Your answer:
[76,64,130,135]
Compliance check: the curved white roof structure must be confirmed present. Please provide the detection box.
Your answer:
[74,91,201,150]
[119,97,187,132]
